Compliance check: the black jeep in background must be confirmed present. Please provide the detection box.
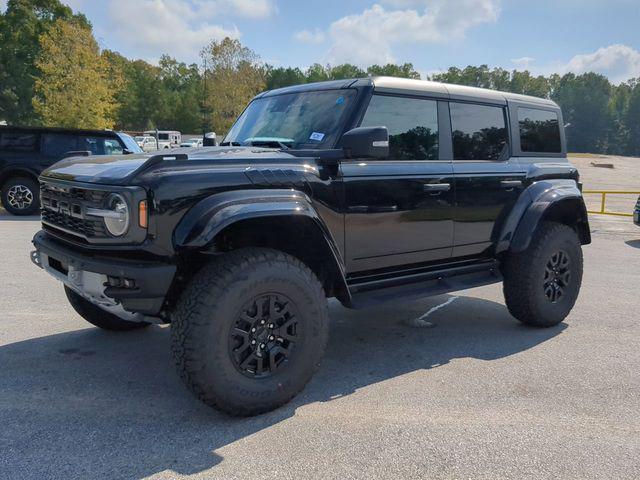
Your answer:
[0,126,141,215]
[31,77,590,416]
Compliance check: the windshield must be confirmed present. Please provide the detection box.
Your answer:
[117,132,143,153]
[224,89,356,149]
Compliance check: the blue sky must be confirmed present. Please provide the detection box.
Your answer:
[4,0,639,82]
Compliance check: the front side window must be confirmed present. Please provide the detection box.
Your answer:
[450,103,508,161]
[224,89,357,149]
[41,134,78,157]
[0,132,37,152]
[360,95,439,160]
[104,138,125,155]
[78,137,107,155]
[518,108,561,153]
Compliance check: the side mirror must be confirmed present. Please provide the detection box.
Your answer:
[342,126,389,159]
[203,132,217,146]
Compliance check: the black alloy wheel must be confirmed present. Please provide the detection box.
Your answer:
[228,293,299,378]
[543,250,571,303]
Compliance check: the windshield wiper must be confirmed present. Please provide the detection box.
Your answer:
[220,141,241,147]
[242,137,294,150]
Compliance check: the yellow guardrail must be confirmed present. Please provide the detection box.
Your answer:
[582,190,640,217]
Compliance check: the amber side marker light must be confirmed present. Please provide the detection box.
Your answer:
[138,200,148,228]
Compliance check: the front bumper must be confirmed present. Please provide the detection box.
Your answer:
[31,231,176,320]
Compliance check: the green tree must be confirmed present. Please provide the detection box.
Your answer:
[201,37,265,134]
[157,55,202,132]
[624,79,640,155]
[265,66,306,90]
[33,19,116,129]
[305,63,331,83]
[367,63,421,79]
[552,73,612,153]
[328,64,366,79]
[0,0,89,124]
[113,59,165,131]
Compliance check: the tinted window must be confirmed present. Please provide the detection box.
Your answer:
[0,132,38,152]
[518,108,561,153]
[450,103,508,160]
[77,137,124,155]
[360,95,438,160]
[224,89,356,149]
[41,134,78,157]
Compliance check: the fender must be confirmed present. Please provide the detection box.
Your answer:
[0,165,40,186]
[173,188,350,300]
[496,179,590,254]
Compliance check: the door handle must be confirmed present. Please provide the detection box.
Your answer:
[423,183,450,193]
[500,180,522,189]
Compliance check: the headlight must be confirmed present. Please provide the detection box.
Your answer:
[102,193,130,237]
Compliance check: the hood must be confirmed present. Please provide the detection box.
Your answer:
[40,146,309,185]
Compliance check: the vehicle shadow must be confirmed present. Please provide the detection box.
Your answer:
[0,212,39,221]
[0,294,566,479]
[625,239,640,249]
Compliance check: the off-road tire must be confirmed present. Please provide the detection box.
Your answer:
[1,176,40,215]
[503,222,583,327]
[65,286,151,331]
[171,248,329,416]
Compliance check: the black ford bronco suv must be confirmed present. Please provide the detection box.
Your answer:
[31,77,590,416]
[1,126,142,215]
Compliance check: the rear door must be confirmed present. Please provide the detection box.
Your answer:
[449,102,526,258]
[342,94,455,274]
[0,130,42,174]
[40,133,79,166]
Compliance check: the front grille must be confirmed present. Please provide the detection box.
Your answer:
[40,181,109,240]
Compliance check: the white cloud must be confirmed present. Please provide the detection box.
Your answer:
[511,56,535,69]
[106,0,244,63]
[0,0,7,12]
[562,44,640,83]
[193,0,276,19]
[325,0,500,66]
[293,28,325,44]
[513,45,640,84]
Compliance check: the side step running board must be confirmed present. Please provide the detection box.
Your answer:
[346,261,502,309]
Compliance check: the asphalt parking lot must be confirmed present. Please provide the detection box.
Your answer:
[1,213,639,480]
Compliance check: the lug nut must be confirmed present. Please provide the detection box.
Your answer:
[269,335,275,341]
[268,323,275,329]
[251,327,256,333]
[260,320,266,325]
[260,343,266,349]
[250,340,256,345]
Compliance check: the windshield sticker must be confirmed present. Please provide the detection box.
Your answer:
[335,96,345,105]
[309,132,325,142]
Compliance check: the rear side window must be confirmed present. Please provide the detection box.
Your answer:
[360,95,439,160]
[450,103,508,161]
[518,108,561,153]
[0,132,38,152]
[41,134,78,157]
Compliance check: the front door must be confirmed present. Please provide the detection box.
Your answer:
[448,102,526,258]
[342,94,454,274]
